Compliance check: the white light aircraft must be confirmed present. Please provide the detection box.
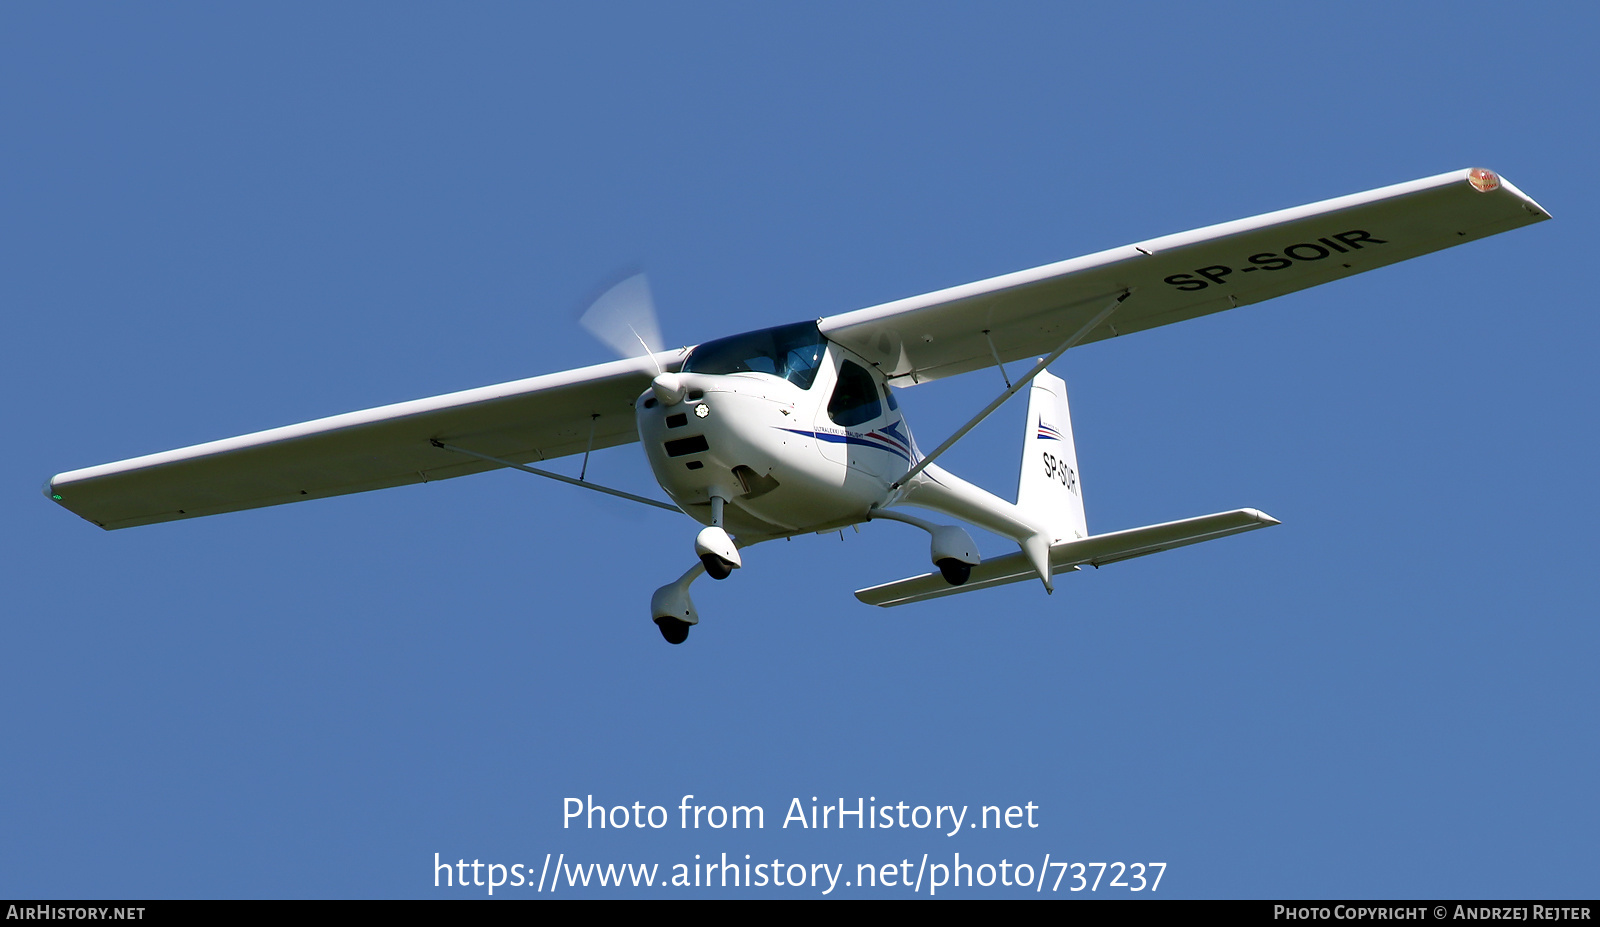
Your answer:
[47,168,1548,644]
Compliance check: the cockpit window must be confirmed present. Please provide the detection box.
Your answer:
[682,320,826,390]
[829,360,882,427]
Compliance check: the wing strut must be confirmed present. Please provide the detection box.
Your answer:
[982,329,1013,388]
[890,290,1130,490]
[430,440,681,513]
[579,413,598,481]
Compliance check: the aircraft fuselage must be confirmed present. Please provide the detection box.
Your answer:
[637,324,909,542]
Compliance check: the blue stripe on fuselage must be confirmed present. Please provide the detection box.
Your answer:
[777,426,913,463]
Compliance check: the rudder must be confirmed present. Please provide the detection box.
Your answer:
[1017,369,1087,542]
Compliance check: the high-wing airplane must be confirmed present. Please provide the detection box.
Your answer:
[47,168,1549,643]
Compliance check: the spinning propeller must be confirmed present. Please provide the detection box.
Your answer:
[578,272,664,361]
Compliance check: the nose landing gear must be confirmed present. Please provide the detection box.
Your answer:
[652,496,746,644]
[699,553,736,580]
[694,495,742,581]
[695,526,740,580]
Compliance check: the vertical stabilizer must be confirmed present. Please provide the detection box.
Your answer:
[1017,370,1087,543]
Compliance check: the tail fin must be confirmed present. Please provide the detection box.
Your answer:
[1017,369,1087,543]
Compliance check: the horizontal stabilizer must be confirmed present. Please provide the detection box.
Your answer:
[854,508,1279,607]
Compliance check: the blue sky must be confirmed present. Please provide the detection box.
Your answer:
[4,3,1595,898]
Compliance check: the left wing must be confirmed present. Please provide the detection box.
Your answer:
[821,168,1549,385]
[48,348,688,530]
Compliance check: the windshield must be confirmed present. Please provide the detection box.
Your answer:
[682,320,826,390]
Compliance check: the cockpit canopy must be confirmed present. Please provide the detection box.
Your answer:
[681,320,826,390]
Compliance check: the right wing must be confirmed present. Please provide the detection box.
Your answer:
[48,348,689,530]
[855,508,1280,607]
[821,168,1550,386]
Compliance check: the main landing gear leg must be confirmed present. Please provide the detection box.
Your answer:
[866,508,981,586]
[651,561,706,645]
[655,496,756,644]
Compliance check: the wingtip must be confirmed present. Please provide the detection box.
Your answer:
[853,587,898,608]
[1469,168,1551,220]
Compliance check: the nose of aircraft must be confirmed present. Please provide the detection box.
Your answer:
[651,372,687,405]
